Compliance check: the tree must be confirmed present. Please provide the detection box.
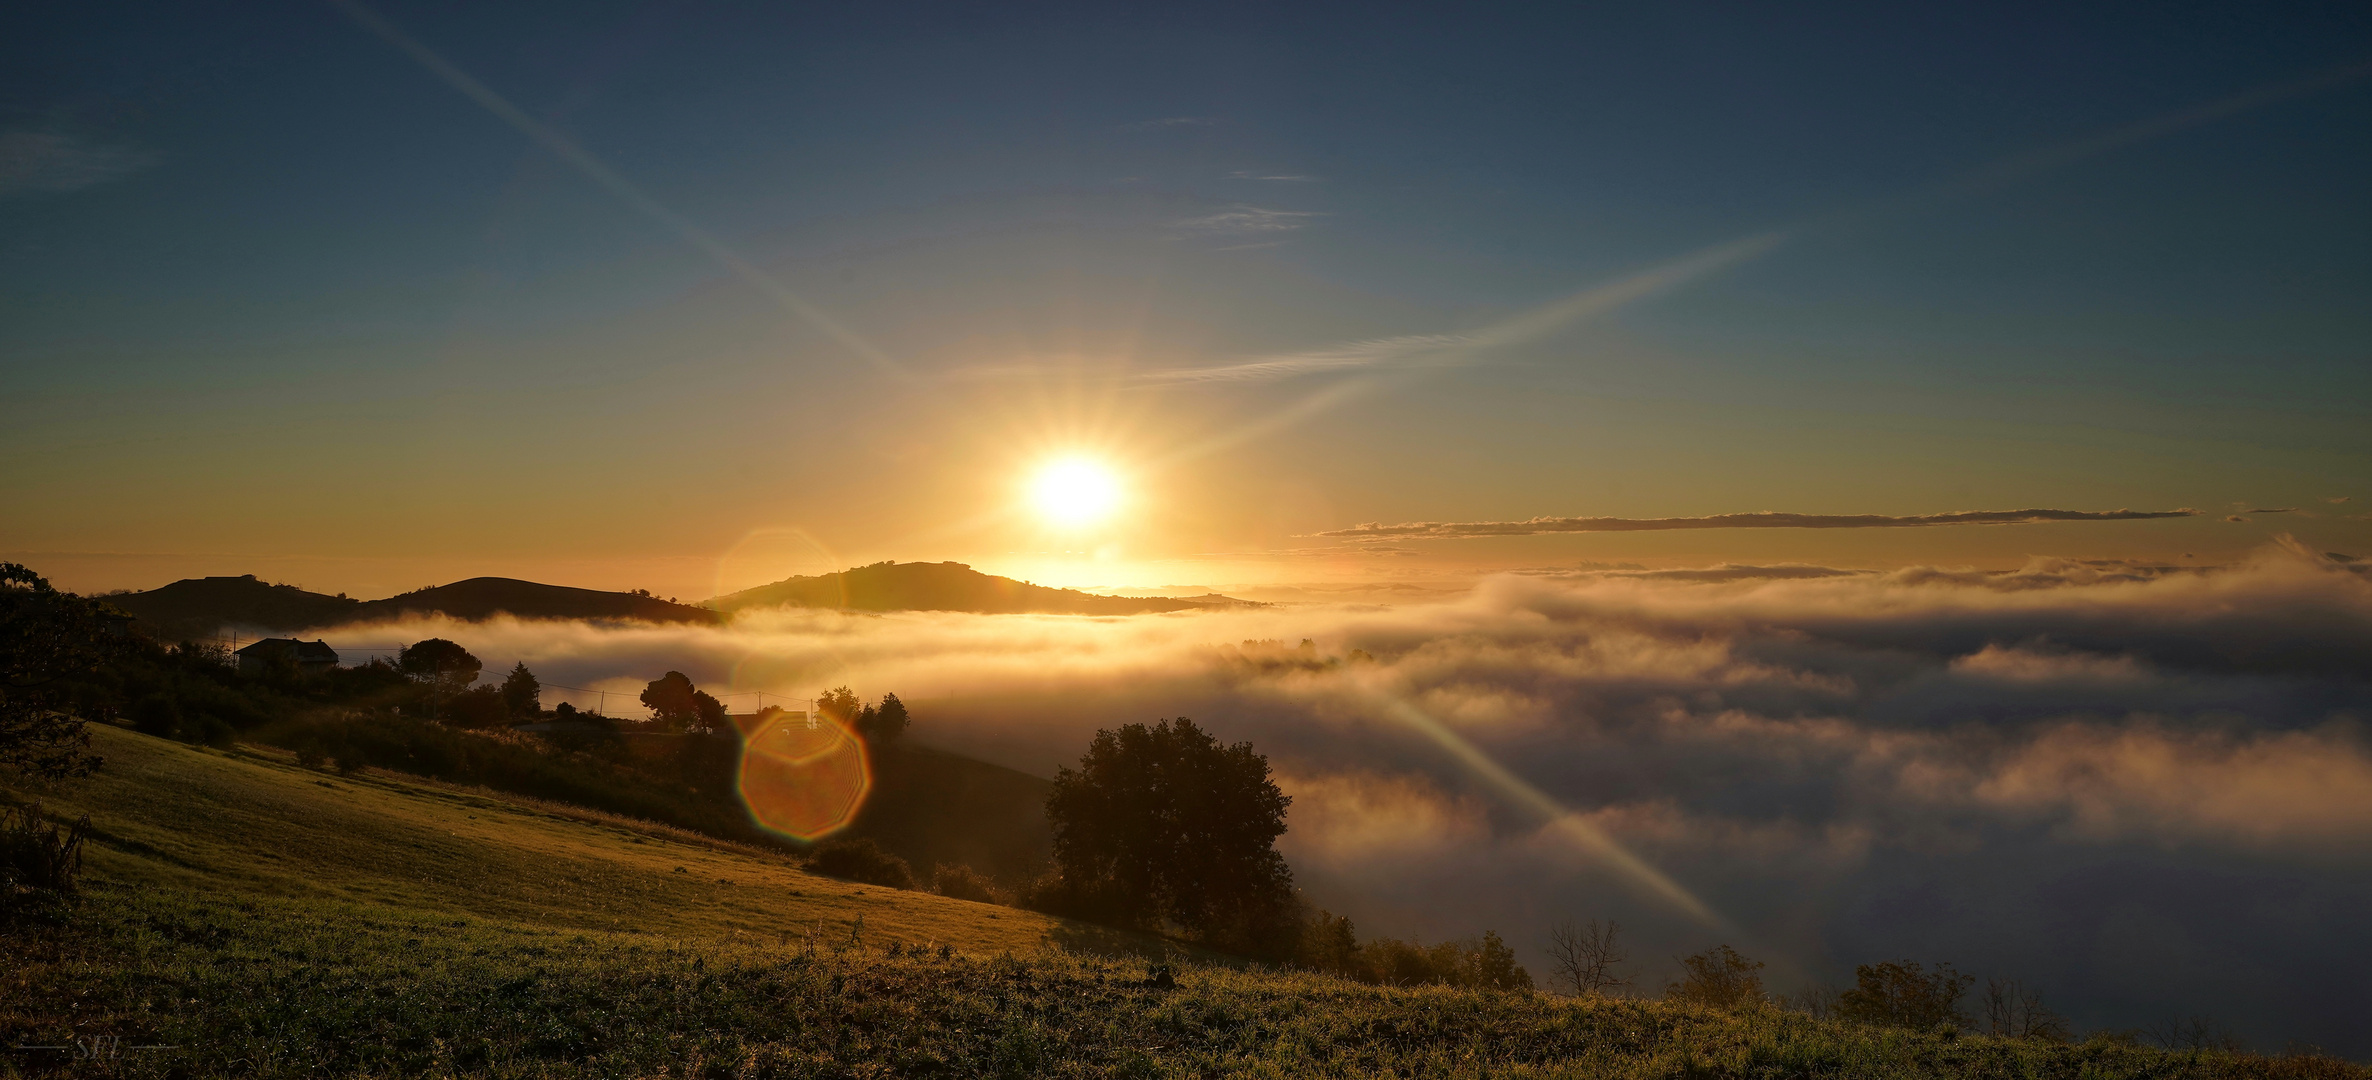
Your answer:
[1467,930,1534,990]
[1981,978,2070,1041]
[399,639,481,693]
[1665,945,1766,1010]
[1547,919,1632,996]
[640,671,728,733]
[858,692,908,745]
[1043,717,1294,938]
[1836,960,1972,1031]
[500,662,540,717]
[0,563,110,779]
[692,690,727,734]
[1298,910,1360,975]
[814,686,860,725]
[642,671,698,730]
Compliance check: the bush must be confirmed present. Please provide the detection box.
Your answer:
[130,694,181,738]
[1334,931,1533,989]
[1666,945,1766,1010]
[932,863,1009,904]
[806,837,913,889]
[447,685,509,729]
[0,801,90,895]
[1019,868,1134,924]
[183,713,236,750]
[1838,961,1973,1030]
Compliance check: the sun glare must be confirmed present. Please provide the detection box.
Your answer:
[1029,457,1124,528]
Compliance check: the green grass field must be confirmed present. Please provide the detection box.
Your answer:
[5,724,2365,1079]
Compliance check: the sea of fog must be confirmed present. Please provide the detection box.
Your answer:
[314,538,2372,1054]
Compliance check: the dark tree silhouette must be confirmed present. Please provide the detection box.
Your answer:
[1546,919,1632,997]
[641,670,727,733]
[0,563,110,778]
[1981,978,2071,1041]
[858,692,909,745]
[500,662,540,717]
[1043,717,1293,937]
[814,685,860,725]
[398,638,481,692]
[692,690,727,734]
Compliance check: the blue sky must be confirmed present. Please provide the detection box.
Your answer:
[4,0,2368,595]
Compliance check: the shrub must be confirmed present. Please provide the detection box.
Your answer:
[0,801,90,895]
[1666,945,1766,1010]
[1296,909,1360,975]
[130,694,182,738]
[932,863,1009,904]
[184,713,236,750]
[1838,961,1973,1031]
[1019,868,1133,924]
[1341,932,1532,989]
[446,685,509,729]
[806,837,913,889]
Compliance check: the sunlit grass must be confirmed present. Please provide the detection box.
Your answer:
[4,726,2364,1078]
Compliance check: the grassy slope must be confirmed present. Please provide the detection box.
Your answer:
[4,725,2365,1079]
[22,724,1076,951]
[851,744,1051,883]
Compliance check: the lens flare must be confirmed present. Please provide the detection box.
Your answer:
[736,708,871,840]
[1028,457,1123,528]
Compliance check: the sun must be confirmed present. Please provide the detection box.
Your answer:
[1028,457,1125,528]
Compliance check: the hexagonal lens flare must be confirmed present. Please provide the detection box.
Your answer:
[736,709,871,841]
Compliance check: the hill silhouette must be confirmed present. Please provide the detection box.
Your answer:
[106,574,717,637]
[353,577,719,625]
[711,561,1257,615]
[102,574,362,640]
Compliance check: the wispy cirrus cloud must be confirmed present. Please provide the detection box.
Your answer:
[1119,116,1218,131]
[1314,507,2200,541]
[1135,231,1787,385]
[1136,334,1467,384]
[0,131,159,196]
[1173,205,1322,234]
[1137,63,2370,397]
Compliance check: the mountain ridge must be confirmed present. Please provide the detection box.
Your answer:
[98,562,1257,638]
[708,560,1258,615]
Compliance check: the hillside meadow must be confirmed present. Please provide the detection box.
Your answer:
[3,724,2364,1079]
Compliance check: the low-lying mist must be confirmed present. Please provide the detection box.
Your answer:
[320,539,2372,1053]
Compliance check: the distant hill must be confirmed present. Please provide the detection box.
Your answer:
[103,575,362,640]
[710,561,1257,615]
[352,577,719,626]
[104,563,1246,637]
[106,574,717,636]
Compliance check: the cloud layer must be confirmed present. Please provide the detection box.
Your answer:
[1316,507,2202,540]
[317,540,2372,1052]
